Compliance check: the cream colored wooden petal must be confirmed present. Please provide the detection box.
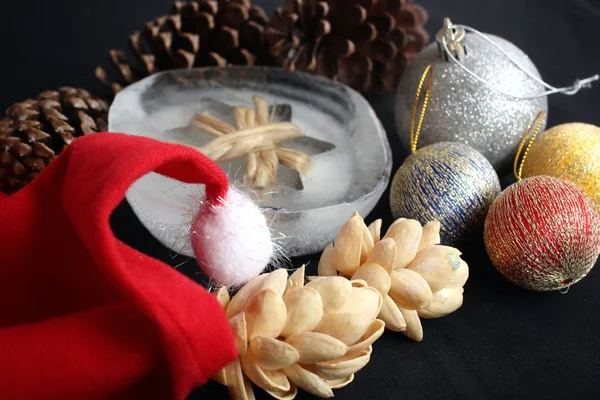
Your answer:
[225,359,255,400]
[360,222,375,263]
[230,312,248,355]
[317,244,338,277]
[406,245,461,292]
[418,221,441,253]
[338,286,383,321]
[315,312,372,346]
[387,217,407,231]
[399,308,423,342]
[383,219,423,270]
[240,351,291,393]
[378,295,406,332]
[367,219,382,243]
[265,383,298,400]
[281,286,324,337]
[215,286,230,310]
[243,289,287,340]
[389,269,433,310]
[417,287,464,319]
[324,374,355,389]
[242,375,256,400]
[446,260,469,288]
[347,319,385,353]
[212,367,227,386]
[350,279,368,287]
[257,268,289,297]
[351,263,392,295]
[365,238,396,274]
[227,274,267,318]
[285,331,349,364]
[249,336,299,370]
[314,347,371,380]
[305,276,352,313]
[333,214,364,277]
[282,363,334,398]
[228,269,289,318]
[285,265,306,295]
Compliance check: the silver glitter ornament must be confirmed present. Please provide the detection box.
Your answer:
[390,142,501,247]
[395,29,548,173]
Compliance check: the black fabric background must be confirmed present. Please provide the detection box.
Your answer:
[2,1,600,399]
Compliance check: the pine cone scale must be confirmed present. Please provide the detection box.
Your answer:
[11,143,33,158]
[321,35,354,57]
[368,13,396,34]
[218,3,250,28]
[98,0,273,96]
[7,105,39,120]
[249,6,269,25]
[1,88,108,194]
[22,157,45,172]
[42,108,68,123]
[268,0,429,93]
[31,142,55,158]
[365,39,398,63]
[24,128,51,142]
[8,159,27,175]
[39,100,63,111]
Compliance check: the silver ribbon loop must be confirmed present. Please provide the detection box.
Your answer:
[439,21,599,100]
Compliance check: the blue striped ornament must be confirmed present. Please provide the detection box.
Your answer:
[390,142,501,246]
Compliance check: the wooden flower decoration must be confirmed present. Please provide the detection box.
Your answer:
[318,212,469,341]
[213,267,385,399]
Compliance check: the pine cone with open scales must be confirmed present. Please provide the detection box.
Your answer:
[0,88,108,194]
[267,0,429,94]
[96,0,275,95]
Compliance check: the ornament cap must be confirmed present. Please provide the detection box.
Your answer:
[436,18,466,61]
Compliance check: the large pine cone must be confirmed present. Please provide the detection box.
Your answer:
[0,88,108,194]
[267,0,429,94]
[318,212,469,342]
[96,0,274,95]
[214,267,384,399]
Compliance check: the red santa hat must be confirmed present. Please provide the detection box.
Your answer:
[0,133,273,399]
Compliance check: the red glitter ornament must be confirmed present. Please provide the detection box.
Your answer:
[484,175,600,291]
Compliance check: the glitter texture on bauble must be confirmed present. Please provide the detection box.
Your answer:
[484,176,600,291]
[395,32,548,173]
[521,122,600,212]
[390,142,501,247]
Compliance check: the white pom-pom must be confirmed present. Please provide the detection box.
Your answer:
[191,187,273,287]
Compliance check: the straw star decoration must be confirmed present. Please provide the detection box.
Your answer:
[184,96,335,191]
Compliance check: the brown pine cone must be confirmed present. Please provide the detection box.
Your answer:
[0,88,108,194]
[267,0,429,94]
[96,0,275,95]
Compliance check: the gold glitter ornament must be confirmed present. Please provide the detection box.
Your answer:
[484,176,600,291]
[521,122,600,212]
